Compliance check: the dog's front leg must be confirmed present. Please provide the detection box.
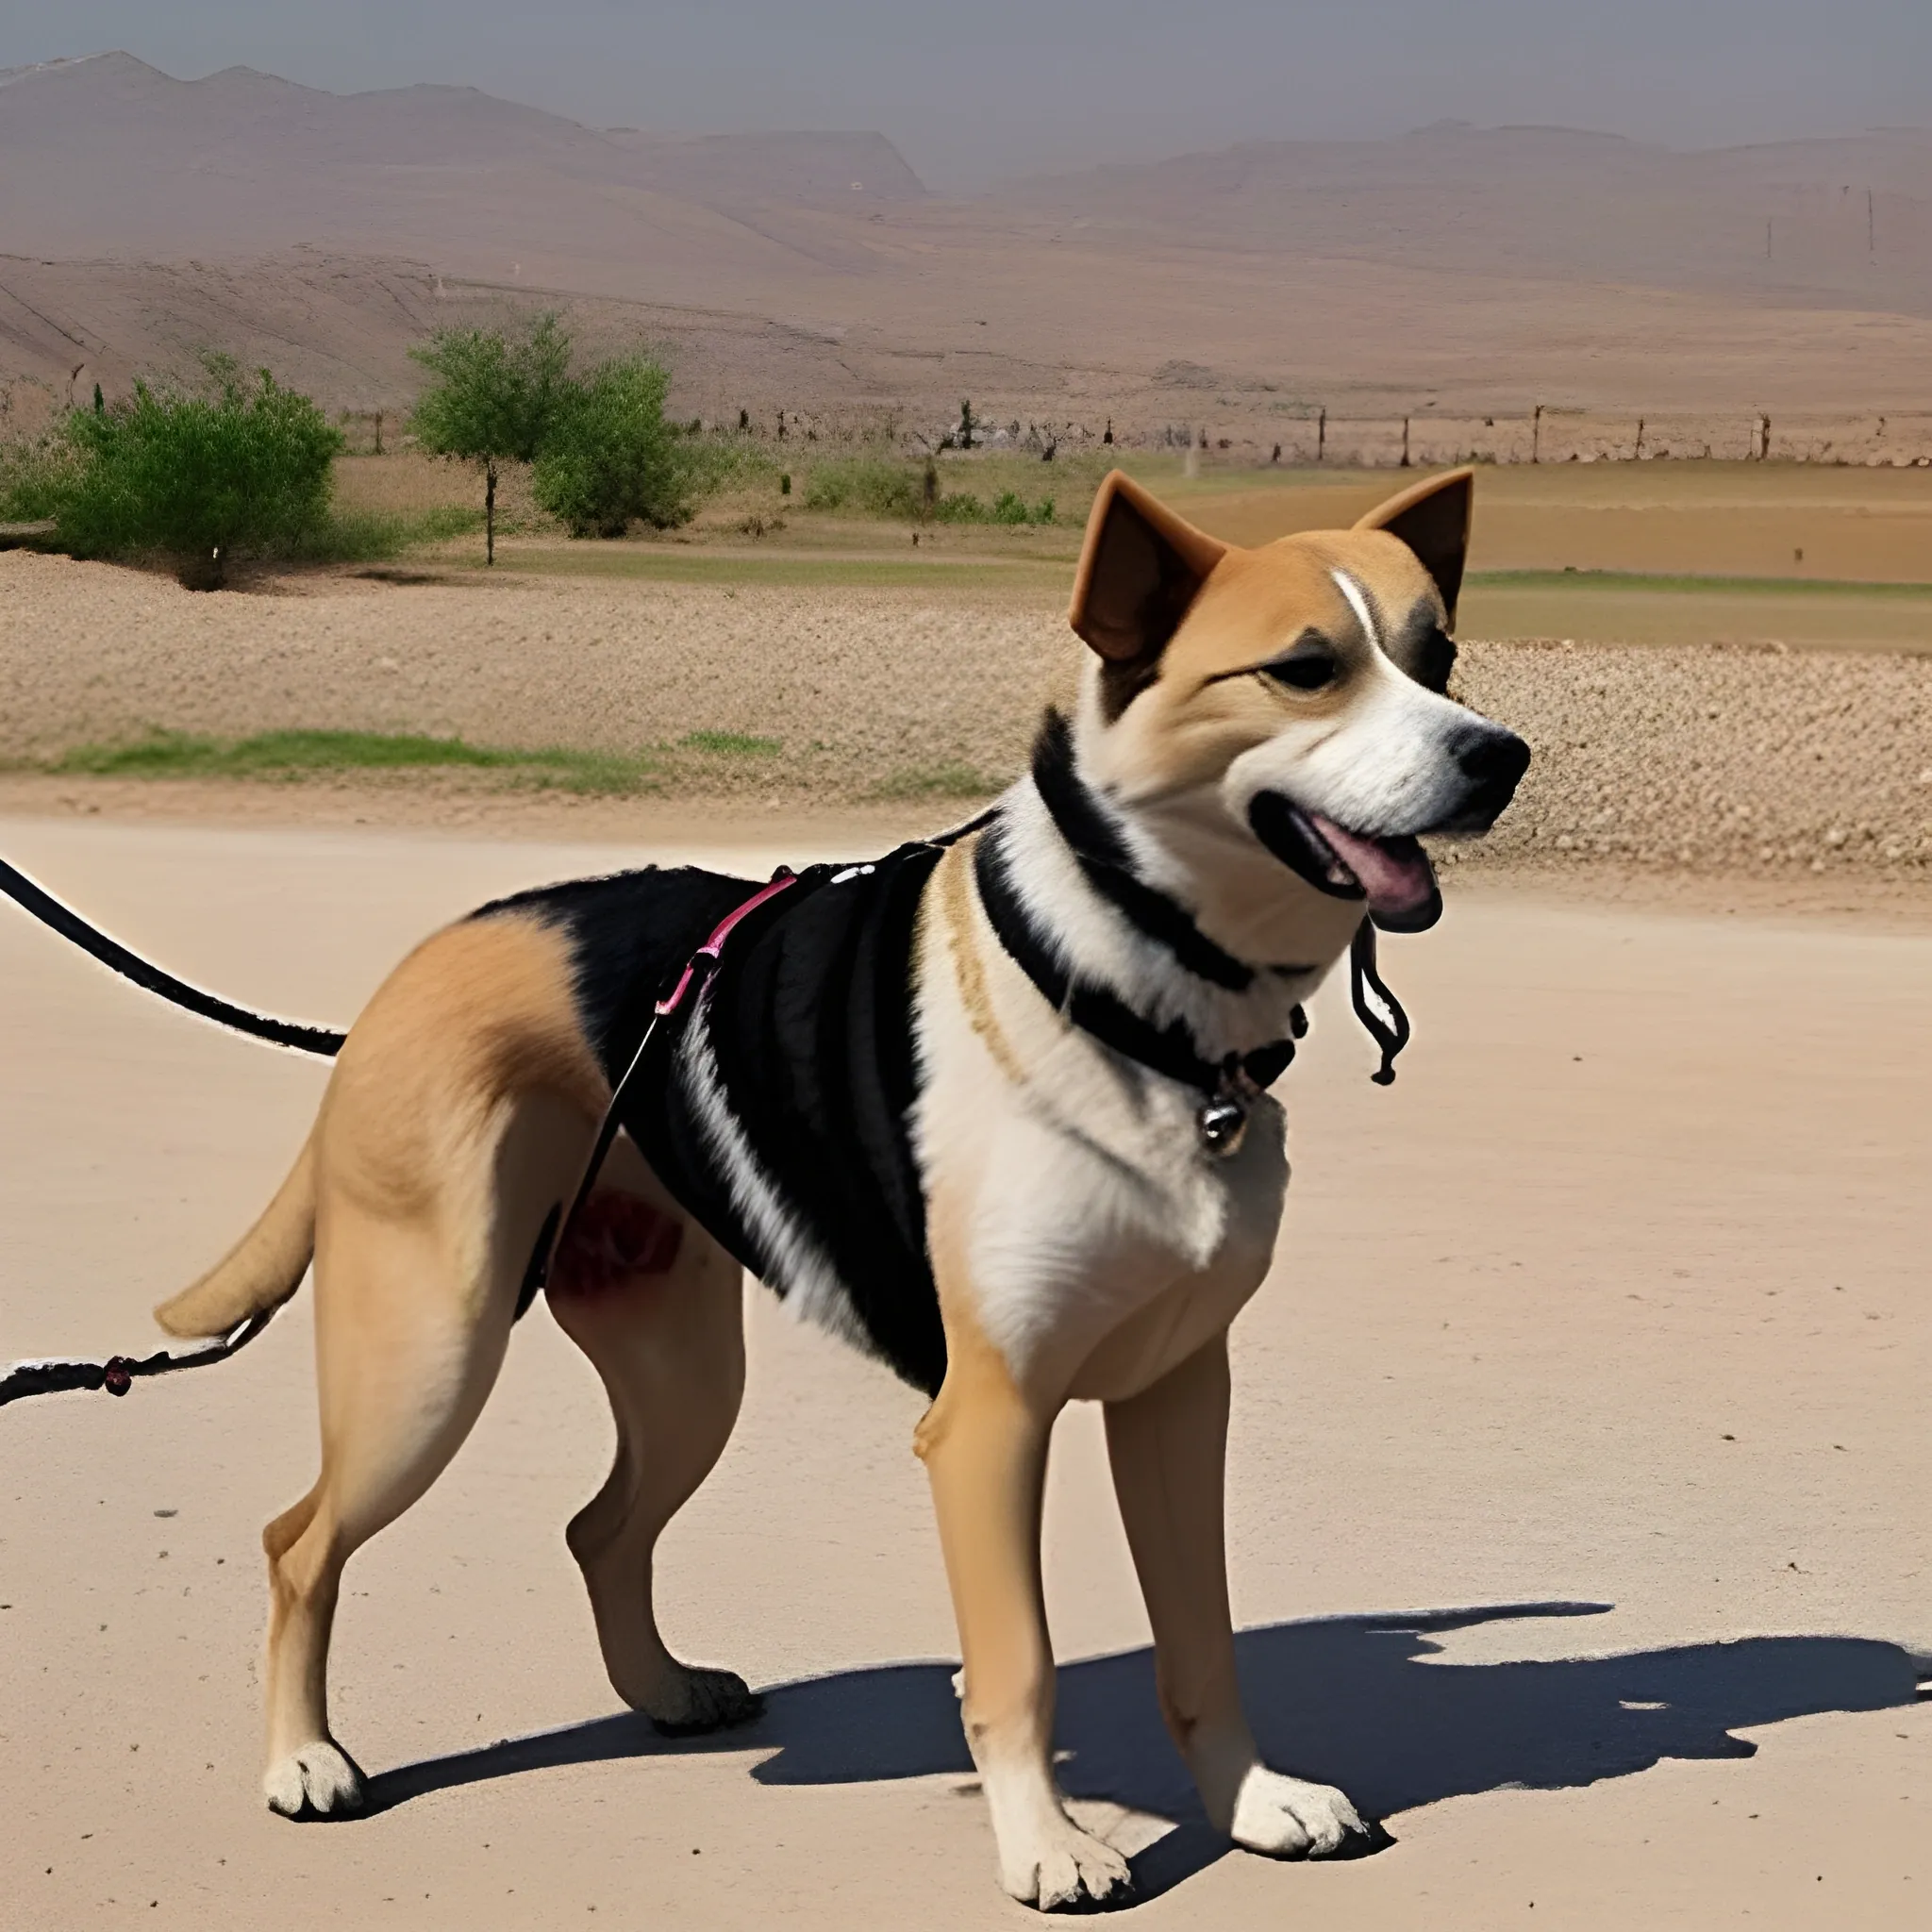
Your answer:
[915,1335,1132,1911]
[1105,1332,1373,1859]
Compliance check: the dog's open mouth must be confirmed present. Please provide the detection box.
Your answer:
[1248,792,1443,934]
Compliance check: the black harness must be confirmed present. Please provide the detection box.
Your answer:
[1,756,1411,1407]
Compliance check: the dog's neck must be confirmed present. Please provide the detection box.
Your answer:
[984,703,1358,1067]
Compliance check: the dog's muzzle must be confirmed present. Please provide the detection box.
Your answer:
[1435,724,1532,835]
[1247,722,1531,935]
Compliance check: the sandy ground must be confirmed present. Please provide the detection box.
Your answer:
[1,814,1927,1929]
[5,548,1931,891]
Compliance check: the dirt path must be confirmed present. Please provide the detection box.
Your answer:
[2,817,1926,1929]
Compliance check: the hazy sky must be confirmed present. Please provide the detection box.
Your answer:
[3,1,1927,191]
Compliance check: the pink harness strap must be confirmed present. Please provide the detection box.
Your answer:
[655,869,799,1016]
[516,865,806,1320]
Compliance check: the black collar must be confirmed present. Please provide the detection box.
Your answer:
[1029,709,1262,992]
[974,820,1301,1103]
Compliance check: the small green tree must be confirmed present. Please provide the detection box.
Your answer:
[408,314,570,563]
[532,357,691,538]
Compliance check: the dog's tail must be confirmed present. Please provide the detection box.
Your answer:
[154,1134,317,1338]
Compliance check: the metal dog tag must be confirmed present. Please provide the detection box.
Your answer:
[1196,1095,1249,1158]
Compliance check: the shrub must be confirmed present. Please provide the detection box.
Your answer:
[532,357,691,537]
[25,360,341,583]
[778,458,1058,529]
[0,428,80,524]
[803,456,922,518]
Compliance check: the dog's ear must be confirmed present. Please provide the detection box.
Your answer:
[1355,467,1474,628]
[1069,471,1227,661]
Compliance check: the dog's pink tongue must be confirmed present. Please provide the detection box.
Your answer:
[1308,814,1438,922]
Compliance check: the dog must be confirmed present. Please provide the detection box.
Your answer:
[153,465,1528,1910]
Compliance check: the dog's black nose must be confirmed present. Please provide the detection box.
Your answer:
[1453,725,1532,827]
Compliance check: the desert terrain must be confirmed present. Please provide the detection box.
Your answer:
[4,54,1932,450]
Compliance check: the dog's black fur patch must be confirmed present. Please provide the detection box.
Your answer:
[1032,709,1256,991]
[473,857,950,1394]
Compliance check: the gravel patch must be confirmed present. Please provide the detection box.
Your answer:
[1455,640,1932,882]
[4,550,1928,882]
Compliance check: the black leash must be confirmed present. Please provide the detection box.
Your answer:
[0,1308,277,1409]
[1,856,348,1409]
[0,856,345,1058]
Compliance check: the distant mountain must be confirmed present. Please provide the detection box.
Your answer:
[999,119,1932,309]
[3,55,1929,425]
[0,52,924,280]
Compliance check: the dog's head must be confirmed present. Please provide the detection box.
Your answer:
[1068,467,1529,935]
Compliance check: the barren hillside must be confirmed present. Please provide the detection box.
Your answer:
[3,53,1930,439]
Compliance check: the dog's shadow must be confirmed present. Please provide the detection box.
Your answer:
[363,1602,1929,1898]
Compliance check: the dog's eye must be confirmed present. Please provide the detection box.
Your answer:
[1410,626,1457,694]
[1261,648,1339,692]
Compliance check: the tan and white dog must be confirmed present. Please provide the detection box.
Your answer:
[155,466,1527,1910]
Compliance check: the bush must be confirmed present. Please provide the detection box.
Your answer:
[532,358,692,537]
[23,361,341,579]
[803,456,922,518]
[798,458,1056,527]
[0,427,80,524]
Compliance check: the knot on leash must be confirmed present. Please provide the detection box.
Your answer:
[102,1357,137,1396]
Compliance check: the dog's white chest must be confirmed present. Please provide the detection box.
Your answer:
[956,1064,1289,1402]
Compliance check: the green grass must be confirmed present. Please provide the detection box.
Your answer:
[51,728,658,793]
[297,504,484,562]
[867,760,1007,801]
[679,729,782,756]
[1467,568,1932,598]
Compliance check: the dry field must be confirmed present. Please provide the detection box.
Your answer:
[4,458,1931,906]
[341,451,1932,658]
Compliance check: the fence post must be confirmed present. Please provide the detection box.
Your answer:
[1531,404,1543,464]
[1401,416,1411,468]
[1316,408,1326,464]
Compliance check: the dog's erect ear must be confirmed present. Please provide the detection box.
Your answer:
[1355,467,1474,628]
[1069,471,1227,661]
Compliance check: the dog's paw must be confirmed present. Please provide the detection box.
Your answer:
[263,1740,367,1820]
[1229,1766,1372,1860]
[1003,1821,1134,1912]
[647,1664,764,1738]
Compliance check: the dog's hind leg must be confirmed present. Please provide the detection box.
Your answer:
[547,1139,759,1735]
[261,1086,586,1819]
[1104,1332,1372,1859]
